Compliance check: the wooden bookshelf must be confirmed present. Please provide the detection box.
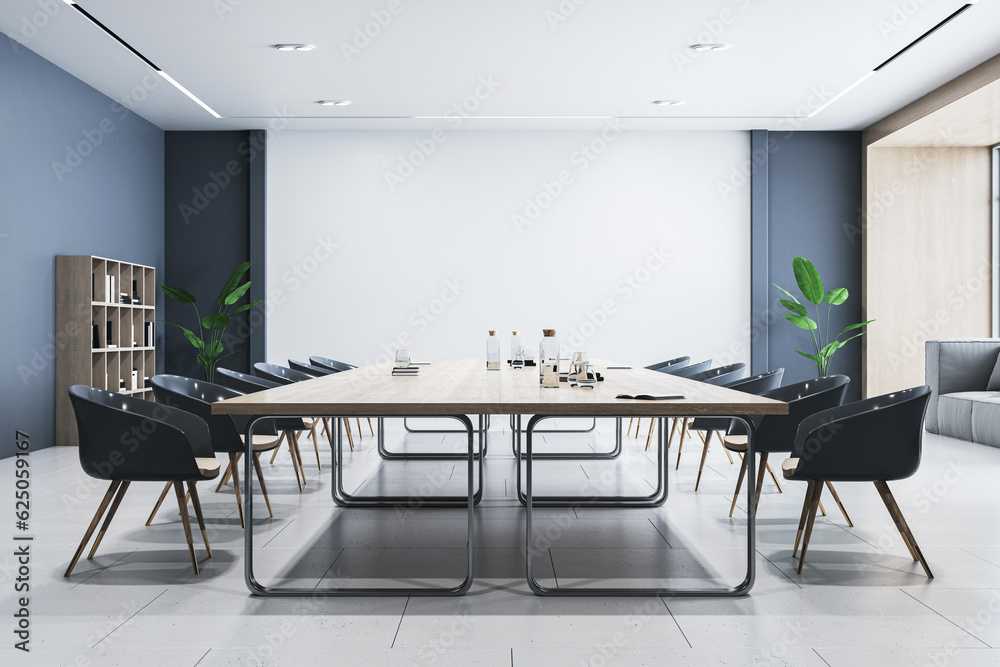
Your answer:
[55,255,157,446]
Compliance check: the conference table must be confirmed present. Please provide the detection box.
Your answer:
[212,359,787,598]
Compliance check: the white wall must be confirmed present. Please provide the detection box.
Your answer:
[266,129,750,369]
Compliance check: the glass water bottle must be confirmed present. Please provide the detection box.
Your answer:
[486,330,501,370]
[539,329,560,387]
[510,331,521,363]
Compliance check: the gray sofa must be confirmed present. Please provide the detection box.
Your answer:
[926,339,1000,447]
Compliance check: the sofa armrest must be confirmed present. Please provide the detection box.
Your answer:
[925,339,1000,432]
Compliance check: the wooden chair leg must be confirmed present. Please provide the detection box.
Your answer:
[87,481,130,560]
[766,462,783,493]
[667,418,679,449]
[634,418,642,439]
[229,453,245,529]
[367,417,375,436]
[252,453,273,518]
[825,481,853,527]
[729,454,748,517]
[173,481,199,574]
[675,420,690,469]
[627,417,634,436]
[145,481,173,526]
[186,481,212,558]
[324,418,334,447]
[792,481,815,557]
[287,431,304,492]
[344,419,355,451]
[797,480,825,574]
[356,418,363,440]
[269,431,285,464]
[717,432,734,464]
[65,481,120,577]
[290,431,307,488]
[311,424,322,469]
[695,433,711,491]
[644,418,656,451]
[875,480,933,578]
[753,452,769,516]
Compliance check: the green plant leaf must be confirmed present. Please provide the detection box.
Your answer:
[217,262,251,305]
[773,283,801,304]
[231,299,262,315]
[223,281,251,305]
[820,341,844,358]
[202,313,231,330]
[785,314,818,331]
[824,288,848,305]
[160,321,204,349]
[160,285,196,305]
[795,350,820,363]
[793,257,824,304]
[196,354,210,369]
[835,319,875,338]
[206,339,223,356]
[780,299,808,316]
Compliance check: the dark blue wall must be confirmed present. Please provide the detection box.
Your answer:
[0,36,165,456]
[767,132,863,400]
[164,131,254,380]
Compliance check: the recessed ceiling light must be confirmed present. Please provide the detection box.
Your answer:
[274,44,315,52]
[689,43,731,52]
[318,100,351,106]
[652,100,686,106]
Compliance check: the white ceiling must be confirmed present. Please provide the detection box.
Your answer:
[2,0,1000,131]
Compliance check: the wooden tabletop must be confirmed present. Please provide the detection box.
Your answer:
[212,359,787,417]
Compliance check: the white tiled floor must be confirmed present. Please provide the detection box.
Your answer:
[4,419,1000,665]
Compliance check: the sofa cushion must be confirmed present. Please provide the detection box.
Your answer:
[937,392,997,442]
[989,353,1000,391]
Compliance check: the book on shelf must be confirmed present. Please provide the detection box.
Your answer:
[106,320,113,347]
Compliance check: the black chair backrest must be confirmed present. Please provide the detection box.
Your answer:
[748,375,851,453]
[254,362,314,385]
[645,356,690,371]
[309,356,355,372]
[289,359,334,376]
[663,360,712,378]
[690,368,784,432]
[792,385,931,482]
[152,374,278,452]
[216,367,281,393]
[67,385,209,482]
[214,369,305,432]
[723,368,784,393]
[689,362,746,386]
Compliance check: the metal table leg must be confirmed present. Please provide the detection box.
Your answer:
[243,414,475,597]
[336,416,485,507]
[525,413,757,597]
[381,417,489,460]
[508,415,616,460]
[514,416,659,507]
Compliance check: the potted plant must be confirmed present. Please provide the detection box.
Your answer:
[160,261,261,383]
[775,257,873,377]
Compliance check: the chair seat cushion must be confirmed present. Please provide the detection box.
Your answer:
[937,392,1000,445]
[782,457,799,478]
[722,435,747,451]
[239,434,282,451]
[196,457,221,478]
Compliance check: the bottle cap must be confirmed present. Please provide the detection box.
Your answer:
[512,331,518,335]
[543,329,556,337]
[488,330,496,336]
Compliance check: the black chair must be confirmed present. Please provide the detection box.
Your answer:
[644,356,690,372]
[152,375,281,527]
[685,368,785,490]
[215,368,324,482]
[254,363,340,460]
[289,359,335,377]
[724,375,851,519]
[784,385,933,577]
[216,368,320,486]
[662,360,712,378]
[65,385,219,576]
[309,356,357,372]
[687,362,747,386]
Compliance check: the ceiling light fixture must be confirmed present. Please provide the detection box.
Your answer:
[318,100,351,106]
[274,44,315,52]
[689,43,731,52]
[157,70,222,118]
[652,100,686,106]
[807,71,874,118]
